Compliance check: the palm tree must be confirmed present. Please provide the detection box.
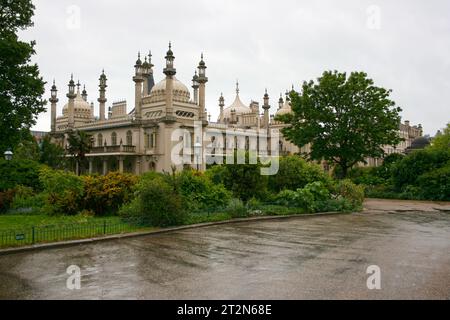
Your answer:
[67,130,93,175]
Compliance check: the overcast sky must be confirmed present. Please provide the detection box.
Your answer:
[21,0,450,135]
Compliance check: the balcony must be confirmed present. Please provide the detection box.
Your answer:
[90,145,136,154]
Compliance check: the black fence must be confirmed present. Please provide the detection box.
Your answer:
[0,218,150,248]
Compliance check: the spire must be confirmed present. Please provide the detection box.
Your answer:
[82,84,88,101]
[236,80,240,96]
[76,80,81,93]
[148,50,153,67]
[135,51,142,65]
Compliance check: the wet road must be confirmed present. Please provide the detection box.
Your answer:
[0,200,449,299]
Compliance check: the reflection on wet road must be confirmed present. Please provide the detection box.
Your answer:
[0,209,449,299]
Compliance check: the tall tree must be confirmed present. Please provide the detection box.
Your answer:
[0,0,46,153]
[39,135,66,169]
[429,123,450,152]
[277,71,402,177]
[67,130,93,175]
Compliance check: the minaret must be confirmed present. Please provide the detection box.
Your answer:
[263,89,270,129]
[278,93,284,110]
[66,75,76,128]
[49,80,58,133]
[197,53,208,123]
[219,93,225,123]
[133,52,144,120]
[82,85,88,101]
[142,52,155,96]
[192,71,199,105]
[163,43,176,119]
[98,70,107,121]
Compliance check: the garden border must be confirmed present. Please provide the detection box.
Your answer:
[0,211,349,256]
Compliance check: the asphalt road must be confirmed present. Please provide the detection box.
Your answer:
[0,199,449,299]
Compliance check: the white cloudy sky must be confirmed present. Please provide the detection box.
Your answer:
[21,0,450,135]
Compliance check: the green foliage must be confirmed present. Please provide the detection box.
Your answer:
[0,158,42,191]
[0,189,16,213]
[347,167,385,186]
[39,167,84,215]
[333,179,365,210]
[0,0,46,153]
[39,135,66,169]
[225,198,248,218]
[83,172,138,216]
[276,182,330,212]
[13,135,40,161]
[277,71,402,177]
[268,156,332,192]
[176,170,231,211]
[10,185,45,214]
[416,162,450,201]
[137,177,185,227]
[429,123,450,152]
[67,130,93,175]
[391,149,450,191]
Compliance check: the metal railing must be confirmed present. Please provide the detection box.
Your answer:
[0,218,150,248]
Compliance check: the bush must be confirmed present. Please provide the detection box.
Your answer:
[269,156,332,192]
[39,167,84,215]
[347,167,385,186]
[392,149,450,191]
[10,185,46,214]
[275,182,331,212]
[0,189,16,214]
[138,177,185,227]
[176,170,231,211]
[417,163,450,201]
[333,179,365,210]
[83,172,138,215]
[0,159,42,191]
[225,198,248,218]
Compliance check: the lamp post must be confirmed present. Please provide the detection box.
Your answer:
[4,150,13,161]
[194,142,202,171]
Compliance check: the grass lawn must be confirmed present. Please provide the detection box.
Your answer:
[0,214,155,248]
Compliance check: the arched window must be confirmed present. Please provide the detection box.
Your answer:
[97,134,103,147]
[111,132,117,146]
[126,131,133,146]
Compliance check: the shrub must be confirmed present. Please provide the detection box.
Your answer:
[333,179,365,210]
[347,167,385,186]
[0,159,42,191]
[417,163,450,201]
[0,189,16,214]
[138,177,185,227]
[83,172,138,215]
[275,182,331,212]
[269,156,332,192]
[176,170,231,211]
[225,198,248,218]
[39,167,84,215]
[391,149,450,191]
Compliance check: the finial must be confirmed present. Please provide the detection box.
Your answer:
[148,50,152,62]
[76,80,81,92]
[53,79,56,86]
[169,41,172,50]
[236,80,240,95]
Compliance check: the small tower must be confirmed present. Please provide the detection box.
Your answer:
[66,74,76,128]
[278,93,284,110]
[163,43,176,118]
[141,53,154,96]
[262,89,270,129]
[192,71,199,105]
[82,85,88,102]
[219,93,225,123]
[133,52,144,120]
[49,80,59,133]
[98,70,107,121]
[197,53,208,123]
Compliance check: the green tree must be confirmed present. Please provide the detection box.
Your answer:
[67,130,93,175]
[39,135,66,169]
[429,123,450,151]
[0,0,46,153]
[277,71,402,178]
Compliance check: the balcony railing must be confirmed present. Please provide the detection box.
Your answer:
[90,145,136,154]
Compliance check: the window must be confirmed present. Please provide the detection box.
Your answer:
[144,133,149,149]
[111,132,117,146]
[126,131,133,146]
[98,134,103,147]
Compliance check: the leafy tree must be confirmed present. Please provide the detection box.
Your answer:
[13,134,40,161]
[429,123,450,152]
[0,0,46,153]
[67,130,93,175]
[39,135,66,169]
[277,71,402,178]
